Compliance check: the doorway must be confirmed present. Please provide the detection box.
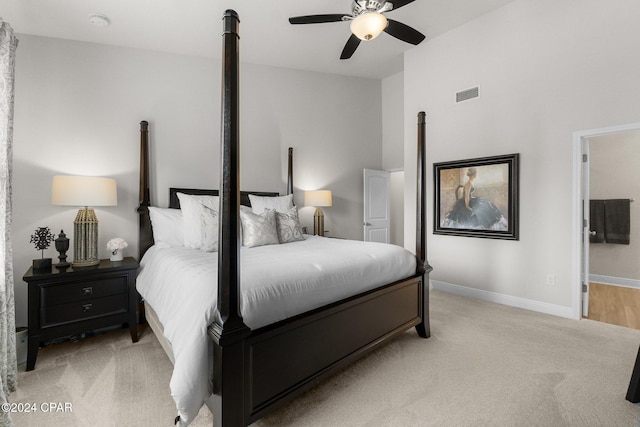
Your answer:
[362,169,404,246]
[363,169,390,243]
[574,123,640,327]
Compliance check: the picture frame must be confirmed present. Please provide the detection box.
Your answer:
[434,153,519,240]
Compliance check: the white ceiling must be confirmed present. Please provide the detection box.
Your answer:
[0,0,516,79]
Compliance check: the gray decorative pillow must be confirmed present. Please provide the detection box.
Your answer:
[273,207,304,243]
[239,208,279,248]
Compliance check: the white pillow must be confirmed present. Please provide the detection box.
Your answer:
[248,194,294,214]
[148,207,184,247]
[273,207,305,243]
[239,208,279,248]
[177,193,220,252]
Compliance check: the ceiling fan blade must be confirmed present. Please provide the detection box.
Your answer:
[289,14,346,25]
[384,19,426,45]
[340,34,361,60]
[388,0,416,10]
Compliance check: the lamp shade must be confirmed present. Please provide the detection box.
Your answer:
[52,175,117,207]
[305,190,332,207]
[350,12,388,41]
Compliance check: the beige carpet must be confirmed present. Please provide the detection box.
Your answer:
[9,290,640,426]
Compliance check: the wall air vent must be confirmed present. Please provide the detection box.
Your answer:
[456,86,479,103]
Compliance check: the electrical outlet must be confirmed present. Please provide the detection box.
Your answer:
[545,274,556,286]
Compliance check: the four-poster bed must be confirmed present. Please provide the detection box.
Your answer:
[136,10,431,427]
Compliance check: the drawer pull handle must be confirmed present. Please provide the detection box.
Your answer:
[82,287,93,295]
[82,303,92,312]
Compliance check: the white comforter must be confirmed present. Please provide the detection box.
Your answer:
[136,235,416,425]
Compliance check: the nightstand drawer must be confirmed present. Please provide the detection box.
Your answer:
[41,294,129,327]
[41,277,127,306]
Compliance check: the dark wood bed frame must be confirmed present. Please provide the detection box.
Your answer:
[137,10,432,427]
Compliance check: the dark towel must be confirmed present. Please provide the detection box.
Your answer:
[590,200,605,243]
[604,199,631,245]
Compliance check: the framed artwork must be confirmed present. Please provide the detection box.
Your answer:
[434,153,519,240]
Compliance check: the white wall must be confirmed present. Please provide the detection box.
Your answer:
[12,35,382,325]
[403,0,640,317]
[382,72,404,170]
[389,171,404,246]
[382,73,405,246]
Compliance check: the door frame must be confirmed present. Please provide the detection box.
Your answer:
[572,122,640,319]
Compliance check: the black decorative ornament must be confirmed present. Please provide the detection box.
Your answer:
[30,226,55,270]
[54,229,70,269]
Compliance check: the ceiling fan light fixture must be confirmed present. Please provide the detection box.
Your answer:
[350,12,387,41]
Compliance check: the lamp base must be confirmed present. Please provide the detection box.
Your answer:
[313,208,325,236]
[71,259,100,269]
[73,207,99,270]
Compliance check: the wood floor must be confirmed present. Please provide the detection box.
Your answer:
[584,282,640,330]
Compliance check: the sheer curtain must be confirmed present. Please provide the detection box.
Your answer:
[0,18,18,427]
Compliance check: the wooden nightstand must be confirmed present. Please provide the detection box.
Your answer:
[23,257,139,371]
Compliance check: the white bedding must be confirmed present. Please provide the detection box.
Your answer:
[136,235,416,425]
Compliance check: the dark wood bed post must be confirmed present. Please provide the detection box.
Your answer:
[627,345,640,403]
[287,147,293,195]
[137,120,151,324]
[138,120,152,260]
[209,10,251,427]
[415,111,432,338]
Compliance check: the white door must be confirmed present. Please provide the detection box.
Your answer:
[581,139,590,317]
[363,169,390,243]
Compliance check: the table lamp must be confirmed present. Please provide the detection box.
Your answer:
[304,190,332,236]
[51,175,117,267]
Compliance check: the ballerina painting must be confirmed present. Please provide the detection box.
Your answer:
[434,154,519,240]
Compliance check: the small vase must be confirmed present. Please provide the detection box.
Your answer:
[110,250,124,262]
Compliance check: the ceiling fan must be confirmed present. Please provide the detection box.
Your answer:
[289,0,425,60]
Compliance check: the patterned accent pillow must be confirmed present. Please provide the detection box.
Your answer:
[177,193,219,252]
[248,194,294,214]
[273,207,305,243]
[239,208,279,248]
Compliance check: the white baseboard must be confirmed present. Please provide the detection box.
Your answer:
[589,274,640,289]
[431,280,576,319]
